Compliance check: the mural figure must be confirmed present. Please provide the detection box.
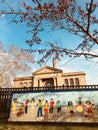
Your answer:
[76,97,84,113]
[43,100,49,119]
[85,100,93,120]
[25,99,29,114]
[17,103,24,117]
[49,98,55,114]
[31,98,36,111]
[56,100,61,114]
[68,101,75,121]
[37,99,43,117]
[10,98,18,120]
[91,100,96,110]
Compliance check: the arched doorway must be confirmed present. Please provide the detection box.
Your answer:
[42,78,54,87]
[44,81,53,87]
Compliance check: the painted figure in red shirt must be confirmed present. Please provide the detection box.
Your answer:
[49,99,55,114]
[25,99,29,114]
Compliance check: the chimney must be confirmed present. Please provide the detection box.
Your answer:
[53,58,56,68]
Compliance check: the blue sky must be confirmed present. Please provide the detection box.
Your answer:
[0,0,98,85]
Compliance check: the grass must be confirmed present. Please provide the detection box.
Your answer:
[0,123,98,130]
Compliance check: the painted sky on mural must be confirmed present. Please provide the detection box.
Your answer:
[12,91,98,106]
[0,0,98,85]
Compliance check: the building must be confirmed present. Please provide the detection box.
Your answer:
[14,59,86,88]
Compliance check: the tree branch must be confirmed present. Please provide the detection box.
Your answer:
[87,0,93,32]
[67,14,98,44]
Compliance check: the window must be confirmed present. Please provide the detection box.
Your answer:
[19,82,23,87]
[24,82,27,87]
[75,78,79,85]
[64,79,69,86]
[70,78,74,86]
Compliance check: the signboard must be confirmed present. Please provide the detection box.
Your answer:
[9,90,98,122]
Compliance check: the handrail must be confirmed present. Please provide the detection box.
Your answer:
[0,85,98,92]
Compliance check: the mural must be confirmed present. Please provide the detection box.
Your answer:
[9,90,98,122]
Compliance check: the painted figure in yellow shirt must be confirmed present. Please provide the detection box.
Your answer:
[11,98,18,120]
[37,99,43,117]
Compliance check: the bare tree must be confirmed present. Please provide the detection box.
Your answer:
[0,0,98,65]
[0,41,35,88]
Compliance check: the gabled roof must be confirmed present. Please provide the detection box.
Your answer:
[32,66,63,75]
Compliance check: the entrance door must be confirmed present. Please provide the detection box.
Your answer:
[43,78,54,87]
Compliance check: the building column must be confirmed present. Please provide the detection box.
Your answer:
[33,76,38,87]
[53,78,57,86]
[38,79,43,87]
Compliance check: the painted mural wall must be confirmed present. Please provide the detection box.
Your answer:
[9,90,98,123]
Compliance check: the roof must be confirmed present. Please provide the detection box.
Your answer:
[32,66,63,75]
[62,71,86,77]
[14,76,33,81]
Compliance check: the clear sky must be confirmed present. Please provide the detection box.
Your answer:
[0,0,98,85]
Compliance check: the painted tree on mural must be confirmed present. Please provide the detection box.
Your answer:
[0,42,35,88]
[0,0,98,65]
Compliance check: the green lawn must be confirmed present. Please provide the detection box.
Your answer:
[0,123,98,130]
